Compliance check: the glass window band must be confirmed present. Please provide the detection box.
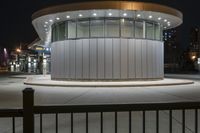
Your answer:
[51,18,163,42]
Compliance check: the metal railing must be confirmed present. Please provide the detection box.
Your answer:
[0,88,200,133]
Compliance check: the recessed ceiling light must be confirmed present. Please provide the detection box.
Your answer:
[158,17,162,20]
[56,17,60,20]
[108,13,112,16]
[45,29,48,31]
[137,14,141,17]
[168,23,171,26]
[49,19,53,22]
[93,13,97,16]
[45,21,48,24]
[164,27,167,29]
[66,15,70,19]
[79,14,82,17]
[44,25,47,27]
[167,21,171,24]
[46,32,48,34]
[149,15,152,19]
[123,13,127,16]
[164,19,167,22]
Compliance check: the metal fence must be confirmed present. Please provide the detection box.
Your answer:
[0,88,200,133]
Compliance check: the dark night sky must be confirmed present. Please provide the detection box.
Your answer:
[0,0,199,50]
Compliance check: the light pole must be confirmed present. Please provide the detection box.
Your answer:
[16,48,21,72]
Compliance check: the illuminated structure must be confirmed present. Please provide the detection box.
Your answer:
[32,1,183,80]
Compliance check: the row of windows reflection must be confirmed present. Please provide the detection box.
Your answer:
[51,18,163,42]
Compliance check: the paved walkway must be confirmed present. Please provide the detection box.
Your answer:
[0,73,199,133]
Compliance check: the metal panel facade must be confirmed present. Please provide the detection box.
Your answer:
[97,39,105,79]
[90,39,97,79]
[113,39,120,79]
[76,40,83,79]
[82,39,90,79]
[51,39,164,80]
[121,39,128,79]
[105,39,113,79]
[128,39,136,79]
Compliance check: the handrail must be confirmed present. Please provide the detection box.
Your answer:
[34,102,200,114]
[0,109,23,117]
[0,88,200,133]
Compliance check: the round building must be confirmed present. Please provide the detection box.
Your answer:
[32,1,183,80]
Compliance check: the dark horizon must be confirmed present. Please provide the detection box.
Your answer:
[0,0,199,51]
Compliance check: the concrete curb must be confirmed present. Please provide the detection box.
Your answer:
[9,76,27,79]
[24,77,194,87]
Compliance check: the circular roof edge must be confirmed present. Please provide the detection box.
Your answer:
[32,1,183,20]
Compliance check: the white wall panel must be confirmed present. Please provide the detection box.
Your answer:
[82,39,90,79]
[155,42,160,78]
[54,43,59,78]
[152,42,156,78]
[157,42,161,78]
[135,40,142,78]
[160,43,164,78]
[128,39,136,78]
[121,39,128,79]
[105,39,113,79]
[97,39,105,79]
[141,40,147,78]
[51,43,56,78]
[64,41,70,78]
[89,39,97,79]
[76,40,83,79]
[113,39,120,79]
[51,39,164,80]
[69,40,76,78]
[147,41,153,78]
[59,41,65,79]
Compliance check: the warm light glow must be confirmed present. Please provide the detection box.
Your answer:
[191,55,196,60]
[16,48,21,53]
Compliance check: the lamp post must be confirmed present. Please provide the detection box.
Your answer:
[16,48,21,72]
[16,48,21,64]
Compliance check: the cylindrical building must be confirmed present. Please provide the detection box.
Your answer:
[32,1,183,80]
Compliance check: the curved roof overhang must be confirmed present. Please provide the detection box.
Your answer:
[32,1,183,43]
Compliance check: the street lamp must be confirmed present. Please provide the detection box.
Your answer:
[16,48,21,53]
[191,55,196,61]
[16,48,21,72]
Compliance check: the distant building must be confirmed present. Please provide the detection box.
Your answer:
[189,27,200,58]
[185,27,200,71]
[163,28,181,72]
[27,38,51,74]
